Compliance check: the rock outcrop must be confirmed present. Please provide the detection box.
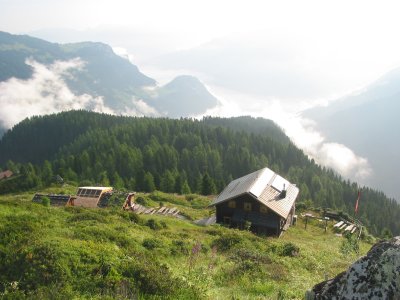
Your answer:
[307,236,400,299]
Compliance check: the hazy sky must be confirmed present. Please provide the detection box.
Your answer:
[2,0,400,101]
[1,0,400,190]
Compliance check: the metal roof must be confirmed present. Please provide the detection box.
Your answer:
[259,184,299,219]
[211,167,299,219]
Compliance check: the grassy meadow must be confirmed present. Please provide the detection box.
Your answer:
[0,185,373,299]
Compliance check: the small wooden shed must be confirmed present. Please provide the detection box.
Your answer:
[210,167,299,237]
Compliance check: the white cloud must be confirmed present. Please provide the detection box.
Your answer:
[119,98,160,117]
[112,46,136,64]
[0,58,115,129]
[283,117,372,180]
[200,84,373,182]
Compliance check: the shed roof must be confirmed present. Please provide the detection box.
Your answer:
[78,186,113,190]
[211,167,299,219]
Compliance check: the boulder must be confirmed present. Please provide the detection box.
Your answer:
[307,236,400,299]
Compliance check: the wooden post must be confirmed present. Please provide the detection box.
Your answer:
[324,218,328,233]
[357,226,363,240]
[305,215,308,230]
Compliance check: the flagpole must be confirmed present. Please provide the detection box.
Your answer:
[354,190,361,236]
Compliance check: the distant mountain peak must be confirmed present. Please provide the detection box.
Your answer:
[147,75,219,117]
[0,31,219,131]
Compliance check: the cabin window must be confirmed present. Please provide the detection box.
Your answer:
[89,189,97,197]
[77,189,83,196]
[95,190,102,197]
[228,200,236,208]
[223,216,231,225]
[260,206,268,213]
[244,202,252,212]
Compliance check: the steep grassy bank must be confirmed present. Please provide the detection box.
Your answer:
[0,187,372,299]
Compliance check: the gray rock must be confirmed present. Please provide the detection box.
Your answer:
[307,236,400,300]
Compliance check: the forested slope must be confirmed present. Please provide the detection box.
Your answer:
[0,111,399,236]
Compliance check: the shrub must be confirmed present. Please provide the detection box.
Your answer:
[170,240,190,256]
[0,214,40,246]
[268,242,300,257]
[205,228,222,236]
[41,196,50,207]
[142,238,163,250]
[117,211,141,224]
[211,232,244,252]
[128,213,141,224]
[104,194,125,207]
[280,242,300,257]
[340,233,359,255]
[145,219,162,230]
[185,194,197,201]
[135,196,149,206]
[295,202,307,212]
[230,248,271,274]
[16,242,69,291]
[160,221,168,229]
[122,259,200,298]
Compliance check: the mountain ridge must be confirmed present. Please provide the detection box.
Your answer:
[0,31,219,133]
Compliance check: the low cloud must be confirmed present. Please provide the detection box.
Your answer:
[200,84,372,182]
[282,116,372,180]
[0,58,116,129]
[119,98,160,117]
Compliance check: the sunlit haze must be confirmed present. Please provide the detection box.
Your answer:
[1,0,400,189]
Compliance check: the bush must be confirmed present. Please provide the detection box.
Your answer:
[122,259,200,298]
[280,242,300,257]
[117,211,141,224]
[230,248,271,274]
[103,194,125,207]
[160,221,168,229]
[142,238,163,250]
[211,232,244,252]
[295,202,307,212]
[340,233,359,255]
[269,242,300,257]
[185,194,197,201]
[41,196,50,207]
[170,240,190,256]
[135,196,149,206]
[10,242,69,291]
[145,219,162,230]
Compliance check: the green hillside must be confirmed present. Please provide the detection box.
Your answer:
[0,111,399,237]
[0,187,372,299]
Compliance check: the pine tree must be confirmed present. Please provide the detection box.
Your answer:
[181,180,191,195]
[201,172,217,195]
[143,172,156,192]
[41,160,53,185]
